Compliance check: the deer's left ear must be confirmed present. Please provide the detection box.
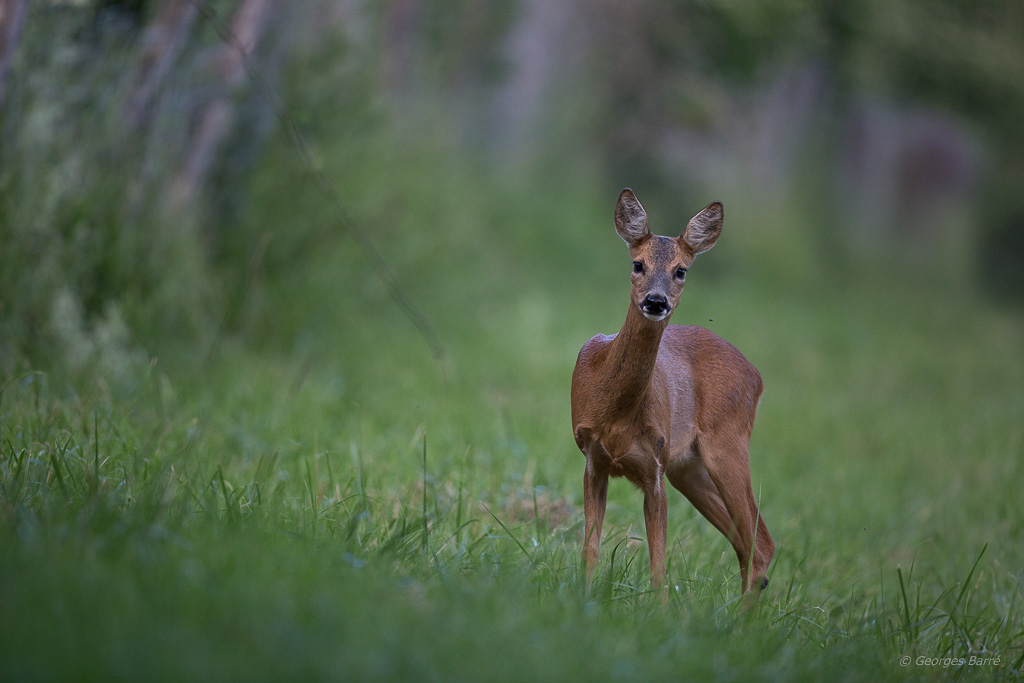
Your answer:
[680,201,723,255]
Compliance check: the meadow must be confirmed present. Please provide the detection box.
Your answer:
[2,4,1024,679]
[2,144,1022,680]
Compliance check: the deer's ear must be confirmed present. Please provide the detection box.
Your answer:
[614,189,650,246]
[680,201,723,255]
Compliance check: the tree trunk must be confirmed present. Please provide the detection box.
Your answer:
[123,0,199,131]
[169,0,271,207]
[0,0,29,108]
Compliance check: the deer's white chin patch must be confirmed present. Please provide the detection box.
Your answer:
[641,310,669,322]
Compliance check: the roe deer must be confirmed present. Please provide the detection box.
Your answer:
[570,189,774,598]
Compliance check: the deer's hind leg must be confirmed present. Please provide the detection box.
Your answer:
[666,455,751,588]
[668,437,774,594]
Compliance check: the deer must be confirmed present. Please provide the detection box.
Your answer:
[570,188,774,600]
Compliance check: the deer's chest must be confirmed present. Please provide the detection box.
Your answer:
[581,423,667,489]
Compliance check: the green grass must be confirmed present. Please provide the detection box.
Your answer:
[3,174,1023,680]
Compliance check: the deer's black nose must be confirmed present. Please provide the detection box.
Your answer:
[641,294,669,315]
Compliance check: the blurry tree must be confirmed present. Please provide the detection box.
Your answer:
[168,0,270,207]
[122,0,198,131]
[0,0,29,107]
[827,0,1024,299]
[3,0,1023,373]
[487,0,1023,297]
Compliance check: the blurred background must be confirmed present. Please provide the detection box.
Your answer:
[1,0,1022,387]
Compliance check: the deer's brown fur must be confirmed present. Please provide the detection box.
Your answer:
[570,189,774,597]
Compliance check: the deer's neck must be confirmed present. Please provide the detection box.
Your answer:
[603,302,666,418]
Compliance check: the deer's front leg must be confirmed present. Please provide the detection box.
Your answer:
[582,463,608,584]
[643,477,668,596]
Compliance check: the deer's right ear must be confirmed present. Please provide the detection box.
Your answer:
[614,189,650,246]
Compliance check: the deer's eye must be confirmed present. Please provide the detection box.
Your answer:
[675,267,687,280]
[632,261,644,274]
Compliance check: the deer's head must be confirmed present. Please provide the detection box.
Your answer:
[614,189,723,323]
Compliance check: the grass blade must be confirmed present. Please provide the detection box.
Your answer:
[481,503,537,569]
